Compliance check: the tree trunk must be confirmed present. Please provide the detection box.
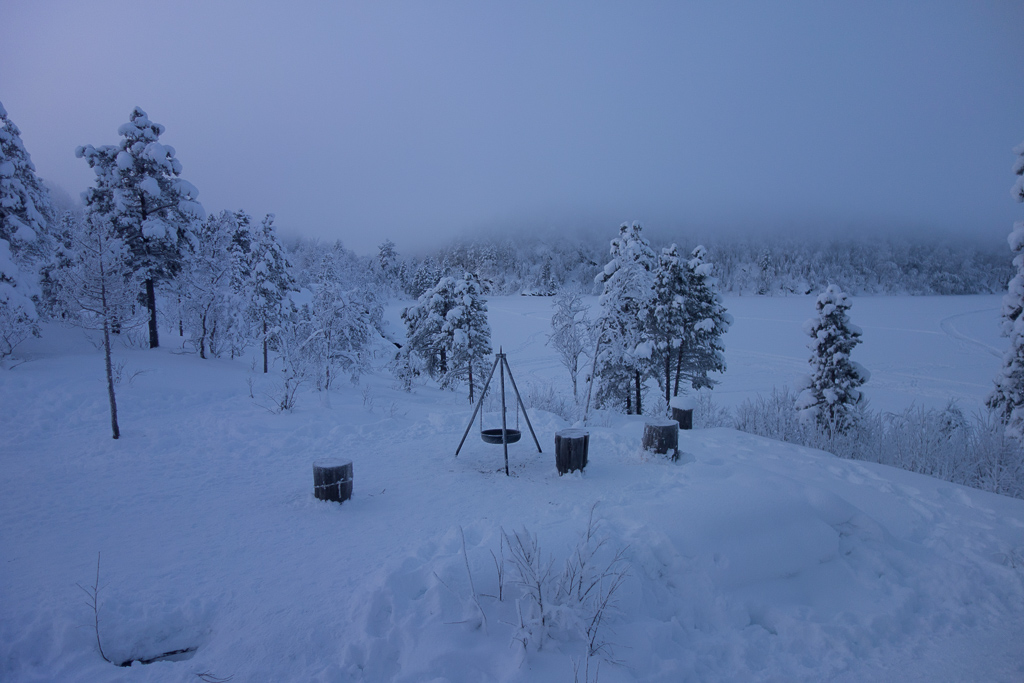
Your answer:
[674,345,684,397]
[103,318,120,440]
[262,320,269,373]
[98,266,120,440]
[635,370,642,415]
[145,278,159,349]
[468,360,475,403]
[570,357,578,400]
[199,313,207,359]
[665,344,673,406]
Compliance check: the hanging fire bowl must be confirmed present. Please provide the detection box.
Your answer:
[480,428,522,445]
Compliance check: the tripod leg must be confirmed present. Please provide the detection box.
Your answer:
[502,356,543,453]
[500,354,509,476]
[455,355,501,456]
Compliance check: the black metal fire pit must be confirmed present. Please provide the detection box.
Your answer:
[480,428,522,445]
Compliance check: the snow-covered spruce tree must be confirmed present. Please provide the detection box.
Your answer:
[51,215,143,438]
[650,244,690,407]
[440,272,492,402]
[674,245,732,395]
[408,257,442,298]
[246,214,295,373]
[375,238,406,296]
[403,274,453,381]
[987,140,1024,438]
[593,222,656,414]
[76,107,204,349]
[0,101,55,359]
[548,291,592,400]
[403,272,491,400]
[795,284,869,433]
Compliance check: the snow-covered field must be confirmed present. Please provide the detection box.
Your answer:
[2,294,1022,682]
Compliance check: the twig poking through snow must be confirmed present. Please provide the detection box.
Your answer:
[77,552,111,664]
[460,525,488,633]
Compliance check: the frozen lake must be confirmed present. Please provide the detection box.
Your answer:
[473,293,1005,415]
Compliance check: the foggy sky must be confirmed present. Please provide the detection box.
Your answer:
[3,1,1023,254]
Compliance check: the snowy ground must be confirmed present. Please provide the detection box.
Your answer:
[2,294,1022,682]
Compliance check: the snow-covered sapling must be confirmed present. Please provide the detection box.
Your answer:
[796,285,869,434]
[78,552,111,664]
[549,291,592,400]
[51,215,143,439]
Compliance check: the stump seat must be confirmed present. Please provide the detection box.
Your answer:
[642,419,680,460]
[313,460,353,503]
[555,429,589,475]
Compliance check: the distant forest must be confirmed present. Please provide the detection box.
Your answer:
[288,232,1013,299]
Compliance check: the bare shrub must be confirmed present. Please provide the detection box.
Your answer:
[524,382,578,423]
[502,506,629,659]
[733,388,1024,499]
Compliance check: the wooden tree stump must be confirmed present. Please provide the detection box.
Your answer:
[671,407,694,430]
[555,429,589,475]
[313,460,353,503]
[643,419,679,460]
[670,396,697,430]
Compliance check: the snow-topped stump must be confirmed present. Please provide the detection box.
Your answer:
[313,460,353,504]
[643,419,679,460]
[670,395,697,430]
[554,429,589,475]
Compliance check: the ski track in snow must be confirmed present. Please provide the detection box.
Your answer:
[939,307,1003,358]
[1,295,1022,682]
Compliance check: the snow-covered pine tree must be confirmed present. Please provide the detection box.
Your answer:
[76,107,205,349]
[0,101,55,359]
[987,140,1024,438]
[593,222,657,414]
[757,248,774,295]
[440,272,492,402]
[674,245,732,395]
[650,244,690,407]
[403,274,455,381]
[51,214,143,438]
[795,284,869,433]
[375,238,406,297]
[246,214,295,373]
[409,257,441,298]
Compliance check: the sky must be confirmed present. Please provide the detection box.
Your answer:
[3,1,1023,255]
